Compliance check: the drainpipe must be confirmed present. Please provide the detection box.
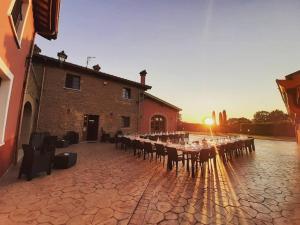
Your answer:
[138,90,144,134]
[138,70,147,134]
[14,33,36,165]
[35,65,46,130]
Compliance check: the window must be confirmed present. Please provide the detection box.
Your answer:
[0,58,14,146]
[11,0,23,30]
[65,74,80,90]
[151,115,166,133]
[8,0,30,48]
[122,88,131,99]
[121,116,130,128]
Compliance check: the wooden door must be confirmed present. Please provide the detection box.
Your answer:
[86,115,99,141]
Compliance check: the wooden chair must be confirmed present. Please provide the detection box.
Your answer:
[115,136,122,149]
[224,143,235,160]
[209,147,217,166]
[197,148,210,175]
[155,143,167,164]
[235,140,245,156]
[166,147,184,174]
[218,145,228,162]
[143,142,155,160]
[120,137,131,151]
[160,135,167,142]
[133,140,144,157]
[245,138,255,152]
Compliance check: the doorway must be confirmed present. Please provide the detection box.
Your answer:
[20,102,33,145]
[151,115,166,133]
[86,115,99,141]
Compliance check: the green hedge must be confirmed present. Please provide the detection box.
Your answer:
[239,122,295,137]
[181,121,295,137]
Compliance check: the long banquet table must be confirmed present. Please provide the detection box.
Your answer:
[124,135,255,178]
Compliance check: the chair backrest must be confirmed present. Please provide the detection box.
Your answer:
[160,135,167,142]
[166,147,178,161]
[22,144,34,157]
[209,147,216,157]
[235,140,243,149]
[226,143,235,151]
[29,132,49,149]
[115,136,121,143]
[144,142,153,153]
[43,136,57,153]
[173,134,180,143]
[244,138,254,148]
[199,148,210,161]
[249,138,254,144]
[131,139,138,149]
[155,143,165,155]
[137,140,144,149]
[218,145,226,155]
[149,136,156,141]
[125,137,131,145]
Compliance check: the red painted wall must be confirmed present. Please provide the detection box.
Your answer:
[140,98,180,133]
[0,0,35,176]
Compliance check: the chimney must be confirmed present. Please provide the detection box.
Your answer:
[140,69,147,85]
[93,64,101,72]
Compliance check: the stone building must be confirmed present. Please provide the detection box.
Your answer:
[27,53,151,141]
[24,52,181,142]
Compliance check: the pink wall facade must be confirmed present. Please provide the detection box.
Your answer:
[0,0,35,176]
[140,98,180,134]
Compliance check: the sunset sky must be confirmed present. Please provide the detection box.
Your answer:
[36,0,300,123]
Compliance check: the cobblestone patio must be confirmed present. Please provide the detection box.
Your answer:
[0,140,299,225]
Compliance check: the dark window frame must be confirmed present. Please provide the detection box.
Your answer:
[151,115,166,132]
[11,0,23,30]
[65,74,81,90]
[122,87,131,99]
[121,116,130,128]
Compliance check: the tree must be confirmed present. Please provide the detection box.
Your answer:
[212,111,216,125]
[222,110,227,125]
[219,112,223,126]
[227,117,252,133]
[227,117,252,125]
[253,110,289,123]
[269,110,289,122]
[253,111,271,123]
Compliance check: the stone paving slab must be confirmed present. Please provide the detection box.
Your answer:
[0,140,299,225]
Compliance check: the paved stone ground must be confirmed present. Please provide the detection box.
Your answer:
[0,140,299,225]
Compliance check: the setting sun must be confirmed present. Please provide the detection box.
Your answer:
[204,117,214,126]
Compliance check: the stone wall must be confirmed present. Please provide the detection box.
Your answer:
[36,65,141,140]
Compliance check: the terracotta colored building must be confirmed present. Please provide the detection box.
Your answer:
[140,92,181,133]
[0,0,60,176]
[277,71,300,143]
[24,53,180,142]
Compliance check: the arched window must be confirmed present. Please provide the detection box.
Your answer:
[151,115,166,133]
